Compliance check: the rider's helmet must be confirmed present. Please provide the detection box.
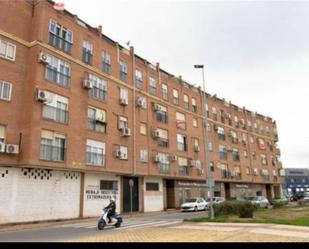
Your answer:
[110,197,115,203]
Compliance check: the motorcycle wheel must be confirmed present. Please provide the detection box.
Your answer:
[98,222,105,230]
[115,222,121,228]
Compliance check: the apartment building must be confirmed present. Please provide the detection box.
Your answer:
[0,0,284,224]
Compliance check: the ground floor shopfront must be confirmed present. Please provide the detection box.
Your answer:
[0,166,282,224]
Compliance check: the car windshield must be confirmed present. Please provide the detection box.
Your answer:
[185,198,197,203]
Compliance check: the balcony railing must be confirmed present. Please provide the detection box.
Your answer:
[102,62,111,74]
[158,163,170,174]
[43,105,68,124]
[48,33,72,54]
[135,79,142,89]
[120,71,127,82]
[45,66,70,87]
[263,175,270,181]
[88,86,107,101]
[179,166,189,176]
[221,170,230,179]
[162,92,168,101]
[40,144,66,162]
[86,152,106,166]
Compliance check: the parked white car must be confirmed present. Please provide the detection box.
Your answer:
[303,192,309,203]
[205,197,226,208]
[181,198,207,212]
[247,196,270,208]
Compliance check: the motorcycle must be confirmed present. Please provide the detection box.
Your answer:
[97,207,122,230]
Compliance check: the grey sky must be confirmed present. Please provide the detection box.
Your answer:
[60,0,309,168]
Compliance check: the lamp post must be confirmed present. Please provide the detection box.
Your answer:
[194,64,214,220]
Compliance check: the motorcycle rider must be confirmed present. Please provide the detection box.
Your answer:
[105,198,116,223]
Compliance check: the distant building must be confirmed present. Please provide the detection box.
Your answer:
[284,168,309,194]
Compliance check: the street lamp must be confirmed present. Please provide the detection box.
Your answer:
[194,64,214,220]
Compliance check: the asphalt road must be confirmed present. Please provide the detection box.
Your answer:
[0,211,208,242]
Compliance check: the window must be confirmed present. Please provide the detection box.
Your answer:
[254,123,258,133]
[257,138,266,150]
[176,112,186,129]
[253,168,258,176]
[260,125,265,135]
[217,127,225,140]
[241,133,247,144]
[0,80,12,101]
[135,69,143,89]
[45,54,70,87]
[140,123,147,135]
[208,142,213,151]
[100,180,118,190]
[233,166,241,179]
[218,163,229,178]
[271,156,276,166]
[246,167,250,175]
[49,19,73,54]
[0,39,16,61]
[212,107,217,120]
[40,130,66,161]
[196,160,203,175]
[86,139,105,166]
[177,134,187,151]
[226,113,232,125]
[88,107,107,133]
[262,169,269,180]
[88,74,107,101]
[120,61,127,82]
[146,182,159,191]
[82,40,93,65]
[206,123,211,132]
[118,116,128,129]
[234,116,239,127]
[119,146,128,159]
[42,92,68,124]
[162,83,168,101]
[244,150,248,158]
[183,94,189,110]
[261,154,268,165]
[210,161,214,172]
[266,126,270,136]
[250,136,254,144]
[149,77,156,96]
[247,121,252,131]
[140,149,148,162]
[173,89,179,105]
[0,125,6,143]
[156,105,168,124]
[102,51,111,73]
[120,88,128,105]
[230,130,238,144]
[219,144,227,160]
[252,152,256,160]
[156,128,169,147]
[178,157,189,176]
[232,148,240,161]
[193,118,198,128]
[205,104,209,118]
[192,98,197,113]
[157,153,170,173]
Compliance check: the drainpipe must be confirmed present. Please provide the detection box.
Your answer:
[130,46,136,177]
[243,109,254,187]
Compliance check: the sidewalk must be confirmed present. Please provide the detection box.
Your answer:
[0,209,179,233]
[69,222,309,242]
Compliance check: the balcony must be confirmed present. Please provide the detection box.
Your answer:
[86,152,106,166]
[156,112,168,124]
[179,166,189,176]
[43,105,68,124]
[158,138,169,148]
[158,163,170,174]
[48,33,72,54]
[263,175,270,181]
[40,144,66,162]
[221,170,230,179]
[46,66,70,87]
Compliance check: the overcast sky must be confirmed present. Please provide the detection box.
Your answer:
[60,0,309,169]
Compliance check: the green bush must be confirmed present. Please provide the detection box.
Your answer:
[213,200,255,218]
[272,201,285,209]
[238,202,255,218]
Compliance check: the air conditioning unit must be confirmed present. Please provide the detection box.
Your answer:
[115,149,127,159]
[37,89,47,102]
[154,154,160,162]
[83,79,93,89]
[136,97,145,107]
[121,127,131,137]
[152,103,161,112]
[152,130,160,139]
[120,98,128,106]
[6,144,19,154]
[194,145,200,152]
[38,52,48,64]
[0,142,5,153]
[169,155,177,161]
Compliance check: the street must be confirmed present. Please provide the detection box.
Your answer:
[0,211,207,242]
